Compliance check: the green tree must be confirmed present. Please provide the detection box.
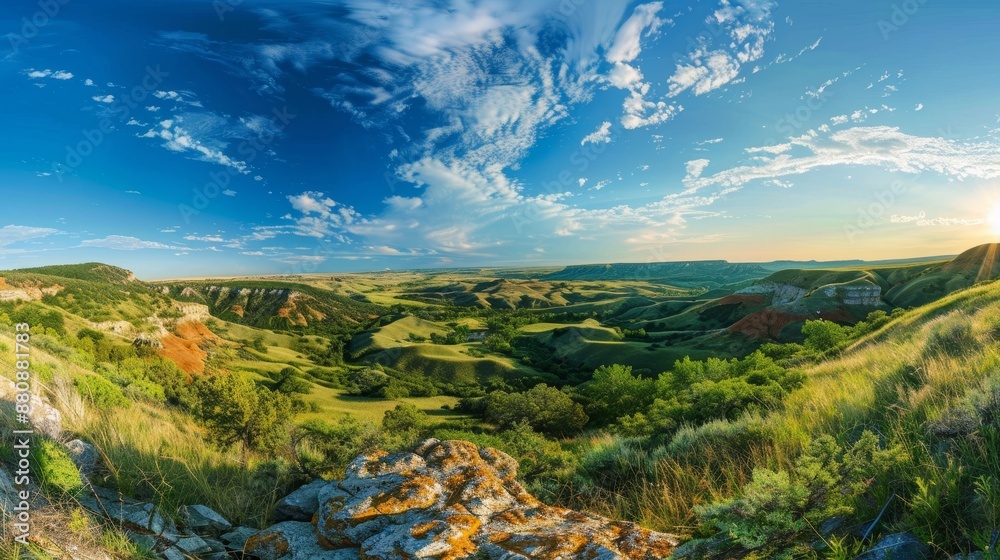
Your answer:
[268,367,312,396]
[194,374,292,462]
[485,384,588,437]
[801,319,849,352]
[346,366,390,397]
[581,364,655,425]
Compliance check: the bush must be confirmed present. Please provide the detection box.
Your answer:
[75,374,129,410]
[193,374,292,460]
[296,416,387,478]
[696,431,905,552]
[484,384,588,437]
[345,366,390,397]
[579,364,654,426]
[801,319,850,352]
[35,439,84,496]
[382,403,430,446]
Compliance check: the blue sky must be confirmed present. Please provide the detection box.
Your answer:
[3,0,1000,278]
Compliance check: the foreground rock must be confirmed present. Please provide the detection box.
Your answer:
[856,532,930,560]
[248,438,679,560]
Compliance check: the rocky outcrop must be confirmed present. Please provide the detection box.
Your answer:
[737,282,807,304]
[247,439,679,560]
[822,284,882,306]
[0,281,63,302]
[856,532,930,560]
[0,378,62,439]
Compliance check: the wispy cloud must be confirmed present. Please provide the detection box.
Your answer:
[685,126,1000,193]
[81,235,190,250]
[581,121,612,146]
[0,225,62,247]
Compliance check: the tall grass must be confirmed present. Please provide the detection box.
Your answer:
[79,401,291,526]
[565,281,1000,551]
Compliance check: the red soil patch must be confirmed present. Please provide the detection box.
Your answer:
[230,304,244,317]
[818,308,854,324]
[158,320,220,375]
[715,293,766,306]
[728,309,803,340]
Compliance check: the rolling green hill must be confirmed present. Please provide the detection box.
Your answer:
[163,280,386,336]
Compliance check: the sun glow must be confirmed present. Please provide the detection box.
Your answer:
[989,205,1000,236]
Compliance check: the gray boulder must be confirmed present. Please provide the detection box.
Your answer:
[180,504,232,535]
[220,526,258,550]
[65,439,99,476]
[245,521,360,560]
[275,478,330,521]
[175,535,212,555]
[856,532,930,560]
[160,547,186,560]
[0,469,17,521]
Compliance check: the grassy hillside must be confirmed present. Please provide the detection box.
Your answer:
[561,276,1000,558]
[163,280,386,336]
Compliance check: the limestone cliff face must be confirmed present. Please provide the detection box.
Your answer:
[248,439,679,560]
[737,282,807,304]
[822,284,882,306]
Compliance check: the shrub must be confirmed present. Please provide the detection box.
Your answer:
[484,384,588,437]
[345,366,390,397]
[696,431,905,552]
[801,319,850,352]
[75,374,129,410]
[193,374,292,460]
[382,403,430,446]
[35,439,84,496]
[296,416,387,478]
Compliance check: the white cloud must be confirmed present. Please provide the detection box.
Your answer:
[0,225,61,247]
[891,212,983,227]
[124,190,140,195]
[223,189,237,196]
[92,95,115,103]
[684,159,710,180]
[578,178,588,187]
[153,90,202,107]
[184,234,227,243]
[606,2,663,64]
[139,116,249,174]
[685,126,1000,194]
[581,121,612,146]
[607,62,644,89]
[668,50,741,97]
[25,69,73,80]
[915,103,924,111]
[81,235,187,250]
[84,79,95,86]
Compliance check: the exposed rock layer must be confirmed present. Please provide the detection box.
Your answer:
[248,439,679,560]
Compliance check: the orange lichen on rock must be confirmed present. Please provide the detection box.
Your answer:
[245,438,679,559]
